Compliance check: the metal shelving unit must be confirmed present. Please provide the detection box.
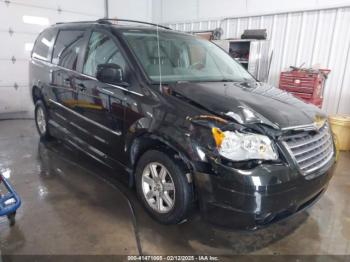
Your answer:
[213,39,270,82]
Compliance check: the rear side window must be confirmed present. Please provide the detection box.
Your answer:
[52,30,85,70]
[32,29,56,61]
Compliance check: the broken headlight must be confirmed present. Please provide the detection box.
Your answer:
[212,128,278,161]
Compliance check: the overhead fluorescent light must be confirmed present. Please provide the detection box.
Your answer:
[25,42,34,51]
[23,15,49,26]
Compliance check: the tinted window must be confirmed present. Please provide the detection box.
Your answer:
[52,30,85,70]
[32,29,56,61]
[83,31,126,77]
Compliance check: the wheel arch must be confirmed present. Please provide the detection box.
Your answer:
[128,133,195,187]
[32,85,43,104]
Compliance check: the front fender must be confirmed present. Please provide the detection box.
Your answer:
[125,116,196,170]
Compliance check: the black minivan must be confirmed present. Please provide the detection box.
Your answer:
[29,19,335,229]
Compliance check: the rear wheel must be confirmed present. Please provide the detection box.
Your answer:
[135,150,193,224]
[35,100,53,141]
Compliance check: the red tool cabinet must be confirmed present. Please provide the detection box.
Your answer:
[279,68,330,108]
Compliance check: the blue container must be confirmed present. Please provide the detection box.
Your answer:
[0,173,21,226]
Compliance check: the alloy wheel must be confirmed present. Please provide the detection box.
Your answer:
[141,162,176,213]
[36,107,47,135]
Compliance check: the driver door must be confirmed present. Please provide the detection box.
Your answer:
[74,29,128,168]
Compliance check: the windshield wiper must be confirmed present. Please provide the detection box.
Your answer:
[224,78,256,83]
[170,78,255,84]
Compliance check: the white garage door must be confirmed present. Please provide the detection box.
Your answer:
[0,0,104,118]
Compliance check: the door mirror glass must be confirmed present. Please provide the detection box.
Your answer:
[96,63,126,85]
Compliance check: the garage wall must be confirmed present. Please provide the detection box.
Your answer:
[2,1,349,117]
[155,2,350,115]
[0,0,104,118]
[152,0,350,23]
[108,0,152,22]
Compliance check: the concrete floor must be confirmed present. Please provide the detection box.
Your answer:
[0,119,349,256]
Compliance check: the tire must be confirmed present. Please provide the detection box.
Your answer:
[135,150,193,224]
[34,100,52,141]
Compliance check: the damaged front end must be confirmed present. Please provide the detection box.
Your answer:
[187,110,283,171]
[185,113,333,230]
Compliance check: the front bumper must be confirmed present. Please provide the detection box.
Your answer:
[193,157,335,230]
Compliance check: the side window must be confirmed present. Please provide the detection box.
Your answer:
[32,29,56,61]
[52,30,85,70]
[83,31,126,77]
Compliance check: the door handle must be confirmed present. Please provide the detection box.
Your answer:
[77,83,87,92]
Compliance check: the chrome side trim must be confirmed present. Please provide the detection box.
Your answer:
[48,119,112,168]
[66,139,112,168]
[97,87,114,95]
[48,119,69,134]
[71,121,107,144]
[52,113,109,144]
[54,112,67,121]
[32,57,144,97]
[93,135,108,144]
[88,146,106,157]
[79,72,143,97]
[48,119,59,128]
[70,121,89,134]
[49,99,122,136]
[73,135,85,145]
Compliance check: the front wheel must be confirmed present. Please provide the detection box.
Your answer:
[135,150,193,224]
[34,100,53,141]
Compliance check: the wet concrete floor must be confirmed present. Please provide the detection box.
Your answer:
[0,120,349,256]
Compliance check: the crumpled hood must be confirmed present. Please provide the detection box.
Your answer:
[170,81,325,129]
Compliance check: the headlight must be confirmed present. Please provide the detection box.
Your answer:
[212,128,278,161]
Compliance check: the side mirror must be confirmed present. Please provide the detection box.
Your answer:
[96,63,127,86]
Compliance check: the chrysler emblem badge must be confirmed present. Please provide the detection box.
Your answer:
[314,116,326,130]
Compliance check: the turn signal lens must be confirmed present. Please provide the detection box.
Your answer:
[212,128,225,148]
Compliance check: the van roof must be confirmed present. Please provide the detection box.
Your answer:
[54,19,172,31]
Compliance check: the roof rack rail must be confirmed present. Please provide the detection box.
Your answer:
[55,20,98,25]
[54,19,172,30]
[96,19,172,30]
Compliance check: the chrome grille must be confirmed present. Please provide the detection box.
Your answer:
[283,123,334,175]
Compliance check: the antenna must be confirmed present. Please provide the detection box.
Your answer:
[156,24,162,90]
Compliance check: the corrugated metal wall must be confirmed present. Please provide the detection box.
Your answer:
[166,7,350,115]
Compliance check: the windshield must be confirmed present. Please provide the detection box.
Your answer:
[121,30,255,83]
